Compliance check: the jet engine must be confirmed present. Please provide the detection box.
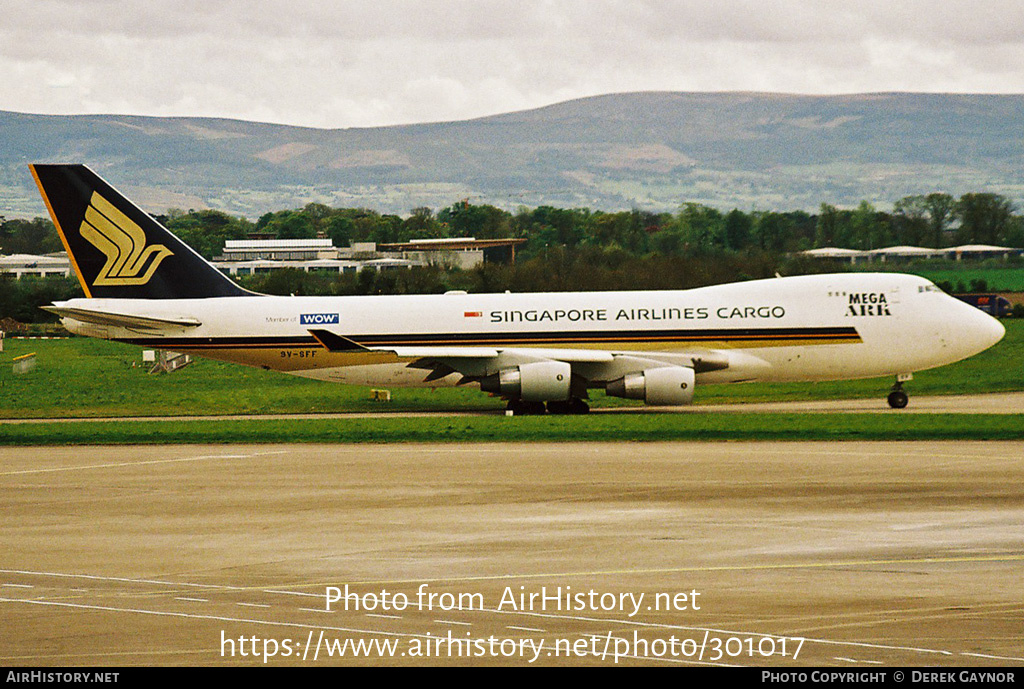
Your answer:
[479,361,572,401]
[605,366,695,405]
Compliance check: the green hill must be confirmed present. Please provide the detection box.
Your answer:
[4,92,1024,217]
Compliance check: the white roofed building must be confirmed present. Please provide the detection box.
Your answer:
[800,247,869,263]
[802,244,1022,263]
[867,246,947,261]
[220,239,337,261]
[946,244,1024,260]
[213,237,525,276]
[0,253,71,278]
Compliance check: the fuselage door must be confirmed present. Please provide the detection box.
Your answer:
[888,284,901,305]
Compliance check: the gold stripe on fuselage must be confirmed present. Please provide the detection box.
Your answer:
[164,334,861,372]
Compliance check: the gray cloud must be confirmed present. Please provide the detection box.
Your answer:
[3,1,1024,128]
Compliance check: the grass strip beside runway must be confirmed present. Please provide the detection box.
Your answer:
[1,320,1022,419]
[2,413,1024,445]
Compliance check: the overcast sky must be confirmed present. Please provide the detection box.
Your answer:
[4,0,1024,129]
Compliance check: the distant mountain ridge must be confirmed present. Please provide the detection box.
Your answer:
[3,92,1024,218]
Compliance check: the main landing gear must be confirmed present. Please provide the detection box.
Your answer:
[546,398,590,415]
[506,398,590,415]
[887,375,911,409]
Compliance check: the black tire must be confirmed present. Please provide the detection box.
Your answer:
[887,390,909,409]
[508,400,546,415]
[546,400,571,415]
[569,398,590,414]
[547,398,590,415]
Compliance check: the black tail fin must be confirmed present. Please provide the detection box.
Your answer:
[30,164,249,299]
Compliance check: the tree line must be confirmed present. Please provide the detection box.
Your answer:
[4,191,1023,261]
[2,191,1023,324]
[161,191,1024,259]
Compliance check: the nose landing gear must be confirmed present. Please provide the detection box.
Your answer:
[887,374,912,409]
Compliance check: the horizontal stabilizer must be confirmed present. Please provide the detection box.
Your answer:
[42,306,201,330]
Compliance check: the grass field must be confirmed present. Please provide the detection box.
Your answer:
[861,264,1024,293]
[3,413,1024,446]
[2,320,1022,418]
[913,267,1024,293]
[1,320,1021,444]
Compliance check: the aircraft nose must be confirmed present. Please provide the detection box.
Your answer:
[963,301,1005,352]
[981,310,1006,348]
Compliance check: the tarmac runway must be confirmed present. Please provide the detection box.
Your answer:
[1,441,1023,667]
[3,391,1024,424]
[696,391,1024,414]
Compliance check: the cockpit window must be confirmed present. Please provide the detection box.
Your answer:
[917,283,942,293]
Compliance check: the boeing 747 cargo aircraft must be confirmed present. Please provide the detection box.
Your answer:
[30,164,1005,414]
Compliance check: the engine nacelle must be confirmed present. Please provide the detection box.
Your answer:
[480,361,572,401]
[606,366,695,405]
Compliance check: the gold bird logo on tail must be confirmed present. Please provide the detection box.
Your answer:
[79,192,173,286]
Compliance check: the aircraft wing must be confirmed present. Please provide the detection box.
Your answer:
[308,327,736,392]
[308,328,500,359]
[308,328,615,361]
[41,305,202,331]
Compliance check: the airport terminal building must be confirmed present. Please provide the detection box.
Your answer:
[0,253,71,278]
[1,237,526,281]
[211,237,525,275]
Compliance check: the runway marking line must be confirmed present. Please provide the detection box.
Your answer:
[5,557,1023,663]
[0,589,1009,664]
[6,592,1018,665]
[0,595,709,666]
[0,568,248,590]
[279,552,1024,588]
[0,595,448,646]
[0,450,288,476]
[7,552,1024,598]
[963,651,1024,662]
[789,602,1024,636]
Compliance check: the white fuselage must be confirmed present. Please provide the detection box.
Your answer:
[54,273,1005,391]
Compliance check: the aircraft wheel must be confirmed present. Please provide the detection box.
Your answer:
[546,400,571,415]
[568,398,590,414]
[887,390,909,409]
[508,400,546,415]
[547,398,590,415]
